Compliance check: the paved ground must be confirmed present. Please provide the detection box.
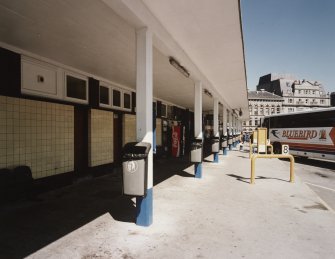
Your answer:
[293,157,335,211]
[1,146,335,259]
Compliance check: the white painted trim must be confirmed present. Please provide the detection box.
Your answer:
[194,81,203,139]
[21,56,62,100]
[2,40,192,111]
[213,98,219,137]
[0,41,134,92]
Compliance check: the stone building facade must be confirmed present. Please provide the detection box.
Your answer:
[256,74,330,113]
[243,90,284,132]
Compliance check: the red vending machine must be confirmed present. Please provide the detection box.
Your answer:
[171,125,181,157]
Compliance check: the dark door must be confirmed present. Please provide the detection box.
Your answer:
[74,106,88,174]
[113,113,123,165]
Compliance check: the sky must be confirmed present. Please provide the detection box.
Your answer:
[241,0,335,93]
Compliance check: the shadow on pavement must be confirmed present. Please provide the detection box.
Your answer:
[289,157,335,170]
[153,156,194,185]
[0,156,193,258]
[237,155,249,159]
[0,172,136,259]
[226,173,289,184]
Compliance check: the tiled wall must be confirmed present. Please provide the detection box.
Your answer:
[0,95,74,179]
[88,109,113,167]
[122,115,162,146]
[123,114,136,146]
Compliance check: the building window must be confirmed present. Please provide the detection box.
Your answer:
[167,105,173,119]
[249,120,252,126]
[320,99,324,104]
[289,99,293,103]
[112,89,121,107]
[99,85,110,105]
[255,119,258,126]
[65,73,88,103]
[123,92,131,109]
[276,106,280,113]
[161,103,167,117]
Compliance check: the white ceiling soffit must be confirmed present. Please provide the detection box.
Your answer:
[105,0,248,112]
[143,0,248,111]
[0,0,215,111]
[0,0,247,117]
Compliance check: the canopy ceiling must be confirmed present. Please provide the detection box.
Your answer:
[0,0,248,117]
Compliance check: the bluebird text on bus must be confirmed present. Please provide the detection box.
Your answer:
[282,130,317,140]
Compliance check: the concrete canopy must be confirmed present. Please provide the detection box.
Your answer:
[0,0,248,117]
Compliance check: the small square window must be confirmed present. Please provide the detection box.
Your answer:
[66,75,87,101]
[100,86,109,105]
[161,104,167,117]
[124,92,131,109]
[113,89,121,107]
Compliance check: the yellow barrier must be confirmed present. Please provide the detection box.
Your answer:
[250,154,295,184]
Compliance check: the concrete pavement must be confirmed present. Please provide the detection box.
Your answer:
[1,146,335,259]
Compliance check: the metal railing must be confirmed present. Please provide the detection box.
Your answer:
[250,154,295,184]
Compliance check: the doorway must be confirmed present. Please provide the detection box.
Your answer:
[74,106,88,175]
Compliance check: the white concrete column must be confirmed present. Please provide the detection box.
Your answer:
[234,116,238,134]
[223,107,227,136]
[194,81,203,139]
[228,110,232,134]
[213,98,219,137]
[136,27,153,226]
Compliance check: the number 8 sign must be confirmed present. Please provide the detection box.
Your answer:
[282,145,289,154]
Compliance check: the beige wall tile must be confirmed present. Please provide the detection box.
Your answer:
[122,114,136,146]
[1,96,74,179]
[88,109,113,167]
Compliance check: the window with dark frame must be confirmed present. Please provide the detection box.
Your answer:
[100,86,109,105]
[66,75,87,100]
[161,104,167,117]
[124,92,131,109]
[113,89,121,107]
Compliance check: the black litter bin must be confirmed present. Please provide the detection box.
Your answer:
[122,142,151,197]
[190,138,203,163]
[211,137,220,153]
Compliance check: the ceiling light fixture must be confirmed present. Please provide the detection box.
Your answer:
[169,57,190,78]
[233,108,243,117]
[204,89,212,98]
